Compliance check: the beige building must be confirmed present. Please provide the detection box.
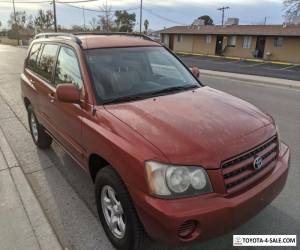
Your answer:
[160,25,300,64]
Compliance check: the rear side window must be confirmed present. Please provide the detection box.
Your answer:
[54,46,83,89]
[27,43,42,71]
[37,44,59,82]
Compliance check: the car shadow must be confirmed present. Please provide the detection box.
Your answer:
[45,143,299,250]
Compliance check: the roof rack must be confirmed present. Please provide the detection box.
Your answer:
[34,32,158,47]
[74,32,155,42]
[34,32,82,45]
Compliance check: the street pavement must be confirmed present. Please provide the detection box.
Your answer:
[0,44,299,250]
[180,55,300,81]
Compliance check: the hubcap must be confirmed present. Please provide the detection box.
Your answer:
[30,113,39,142]
[101,185,126,239]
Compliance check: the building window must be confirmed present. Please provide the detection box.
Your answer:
[177,34,183,42]
[274,37,284,47]
[206,35,212,44]
[227,36,237,47]
[243,36,252,48]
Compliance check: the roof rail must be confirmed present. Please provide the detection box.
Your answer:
[34,32,158,46]
[74,32,156,42]
[34,32,82,45]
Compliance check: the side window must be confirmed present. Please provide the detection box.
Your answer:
[38,44,59,82]
[274,37,284,48]
[55,47,83,89]
[227,36,237,47]
[27,43,42,72]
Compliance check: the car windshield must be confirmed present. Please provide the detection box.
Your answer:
[85,46,200,104]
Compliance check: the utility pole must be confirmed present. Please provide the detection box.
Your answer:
[12,0,17,24]
[140,0,143,34]
[105,0,109,32]
[217,6,230,26]
[12,0,19,45]
[82,7,86,30]
[52,0,57,32]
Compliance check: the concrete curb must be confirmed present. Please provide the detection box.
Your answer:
[177,51,294,66]
[0,127,63,250]
[200,69,300,90]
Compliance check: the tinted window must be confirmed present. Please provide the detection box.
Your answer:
[38,44,58,81]
[55,47,83,89]
[86,47,199,103]
[27,43,42,71]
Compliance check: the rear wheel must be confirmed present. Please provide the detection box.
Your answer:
[27,105,52,149]
[95,167,145,250]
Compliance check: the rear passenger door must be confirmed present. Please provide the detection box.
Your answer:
[23,42,44,117]
[34,43,59,131]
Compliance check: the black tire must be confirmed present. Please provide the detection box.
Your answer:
[95,166,146,250]
[27,105,52,149]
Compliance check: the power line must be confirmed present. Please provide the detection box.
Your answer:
[143,8,187,25]
[57,0,99,3]
[57,1,139,13]
[0,0,98,3]
[0,0,50,3]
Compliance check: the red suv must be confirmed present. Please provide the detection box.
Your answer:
[21,33,290,250]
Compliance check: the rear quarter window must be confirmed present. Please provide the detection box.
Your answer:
[27,43,42,72]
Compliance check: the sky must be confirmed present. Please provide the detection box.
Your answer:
[0,0,286,31]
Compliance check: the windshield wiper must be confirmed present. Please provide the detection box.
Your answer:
[149,85,199,95]
[104,94,153,104]
[103,85,199,105]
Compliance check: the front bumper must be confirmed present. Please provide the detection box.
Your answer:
[130,142,290,245]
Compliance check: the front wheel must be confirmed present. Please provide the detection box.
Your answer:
[95,167,146,250]
[27,105,52,149]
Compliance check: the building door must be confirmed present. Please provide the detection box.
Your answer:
[169,34,174,50]
[215,35,224,55]
[255,36,266,58]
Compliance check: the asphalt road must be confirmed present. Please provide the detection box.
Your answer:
[180,55,300,81]
[0,44,299,250]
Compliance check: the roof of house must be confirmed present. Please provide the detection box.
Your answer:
[160,25,300,37]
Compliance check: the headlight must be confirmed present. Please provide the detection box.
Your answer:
[145,161,213,198]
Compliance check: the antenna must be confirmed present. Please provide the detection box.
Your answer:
[217,6,230,26]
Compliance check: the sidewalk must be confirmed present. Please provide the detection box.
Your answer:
[200,69,300,90]
[0,122,62,249]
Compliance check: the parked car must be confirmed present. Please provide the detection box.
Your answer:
[21,33,290,250]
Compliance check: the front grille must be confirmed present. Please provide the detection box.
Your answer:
[222,136,278,194]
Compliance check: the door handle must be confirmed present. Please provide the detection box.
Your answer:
[48,93,55,103]
[29,78,36,84]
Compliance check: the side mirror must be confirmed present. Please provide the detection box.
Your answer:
[56,84,81,104]
[190,66,200,78]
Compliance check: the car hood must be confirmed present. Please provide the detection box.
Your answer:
[104,87,275,169]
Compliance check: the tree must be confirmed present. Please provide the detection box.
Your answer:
[27,15,34,31]
[98,2,115,31]
[90,17,99,31]
[198,15,214,25]
[144,19,149,34]
[284,0,300,23]
[115,11,136,32]
[71,25,85,32]
[34,10,54,32]
[7,11,27,30]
